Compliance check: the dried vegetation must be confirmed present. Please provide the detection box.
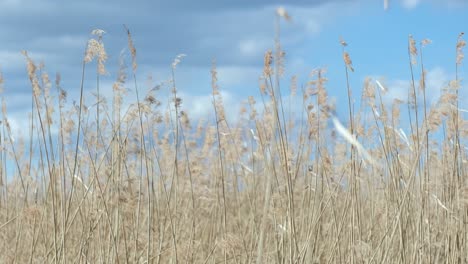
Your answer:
[0,11,467,264]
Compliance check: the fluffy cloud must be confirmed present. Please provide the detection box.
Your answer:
[0,0,351,68]
[381,67,454,106]
[400,0,468,9]
[401,0,421,9]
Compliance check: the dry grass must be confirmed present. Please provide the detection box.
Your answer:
[0,16,467,264]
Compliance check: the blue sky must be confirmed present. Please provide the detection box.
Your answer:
[0,0,467,134]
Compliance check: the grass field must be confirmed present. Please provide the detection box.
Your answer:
[0,14,467,263]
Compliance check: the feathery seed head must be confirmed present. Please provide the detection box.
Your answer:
[0,69,3,94]
[276,7,291,21]
[172,54,186,70]
[263,50,273,77]
[125,26,138,71]
[457,32,466,65]
[421,38,432,47]
[343,52,354,72]
[84,34,108,75]
[409,34,418,65]
[340,37,348,47]
[91,29,106,37]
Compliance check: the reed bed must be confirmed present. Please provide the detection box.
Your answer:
[0,13,467,264]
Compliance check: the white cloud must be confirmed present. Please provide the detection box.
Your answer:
[287,4,344,35]
[31,35,88,50]
[179,90,243,124]
[401,0,421,9]
[238,38,271,58]
[0,51,25,71]
[0,49,66,73]
[217,66,262,87]
[399,0,467,9]
[382,79,408,103]
[381,66,453,106]
[424,67,450,102]
[0,0,55,14]
[303,19,322,35]
[4,112,31,140]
